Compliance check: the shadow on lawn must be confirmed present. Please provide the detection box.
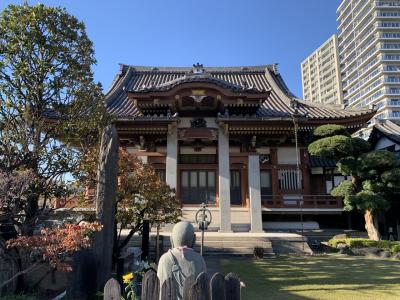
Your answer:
[220,255,400,300]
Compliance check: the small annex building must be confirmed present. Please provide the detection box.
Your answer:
[105,63,375,232]
[368,119,400,236]
[369,119,400,155]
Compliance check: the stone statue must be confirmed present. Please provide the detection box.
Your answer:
[157,222,207,299]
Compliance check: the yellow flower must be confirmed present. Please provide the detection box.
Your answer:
[123,272,134,283]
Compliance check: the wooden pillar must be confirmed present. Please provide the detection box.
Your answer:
[241,164,248,207]
[270,148,279,196]
[301,149,311,195]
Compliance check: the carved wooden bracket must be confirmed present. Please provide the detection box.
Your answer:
[178,128,218,141]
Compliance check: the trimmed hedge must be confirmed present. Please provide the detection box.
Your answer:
[329,238,400,254]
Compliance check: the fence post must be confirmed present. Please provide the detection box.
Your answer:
[182,275,196,299]
[161,276,179,299]
[225,273,241,300]
[103,278,120,300]
[143,270,241,300]
[209,272,226,300]
[141,270,159,300]
[186,272,209,300]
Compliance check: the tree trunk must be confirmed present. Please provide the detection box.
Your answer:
[141,220,150,260]
[364,210,381,241]
[94,124,119,290]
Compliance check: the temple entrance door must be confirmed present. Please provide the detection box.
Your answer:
[181,170,216,205]
[260,170,272,200]
[230,170,242,205]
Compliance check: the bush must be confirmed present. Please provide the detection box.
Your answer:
[312,124,349,138]
[308,135,354,160]
[390,244,400,254]
[329,238,400,254]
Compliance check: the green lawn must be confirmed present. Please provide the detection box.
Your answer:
[219,255,400,300]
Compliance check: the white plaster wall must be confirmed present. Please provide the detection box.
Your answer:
[277,147,298,164]
[375,137,396,150]
[311,167,324,175]
[136,155,148,164]
[126,146,141,153]
[256,147,270,154]
[229,146,241,153]
[125,147,148,163]
[156,146,167,153]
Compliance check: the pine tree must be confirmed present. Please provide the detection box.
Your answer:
[308,124,400,240]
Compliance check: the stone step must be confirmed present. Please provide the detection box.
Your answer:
[231,225,251,232]
[271,240,313,255]
[194,246,274,254]
[142,245,274,254]
[131,236,270,244]
[160,224,252,233]
[128,239,271,246]
[181,208,250,227]
[125,233,273,256]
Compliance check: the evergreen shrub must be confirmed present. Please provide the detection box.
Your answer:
[329,238,400,254]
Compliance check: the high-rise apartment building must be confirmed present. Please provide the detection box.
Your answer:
[301,35,344,105]
[338,0,400,123]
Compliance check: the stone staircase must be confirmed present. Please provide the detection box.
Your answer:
[126,232,273,256]
[128,207,272,256]
[170,207,251,232]
[186,234,272,256]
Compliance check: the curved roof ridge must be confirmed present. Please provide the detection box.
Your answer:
[105,67,134,98]
[105,63,375,122]
[151,74,236,88]
[298,98,374,114]
[370,119,400,144]
[132,73,268,93]
[273,72,298,99]
[263,67,294,106]
[119,63,273,73]
[376,119,400,133]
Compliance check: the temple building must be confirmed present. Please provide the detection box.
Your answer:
[106,63,375,232]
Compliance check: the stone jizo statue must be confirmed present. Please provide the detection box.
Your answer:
[157,221,207,299]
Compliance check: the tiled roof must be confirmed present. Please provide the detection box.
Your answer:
[369,120,400,144]
[309,155,337,167]
[106,64,374,121]
[132,73,269,94]
[106,67,141,119]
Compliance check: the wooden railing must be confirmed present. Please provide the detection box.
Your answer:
[262,195,342,209]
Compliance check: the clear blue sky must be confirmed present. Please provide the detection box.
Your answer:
[1,0,341,98]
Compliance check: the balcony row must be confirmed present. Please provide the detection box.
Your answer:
[261,195,342,209]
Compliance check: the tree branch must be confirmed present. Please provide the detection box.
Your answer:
[0,261,41,290]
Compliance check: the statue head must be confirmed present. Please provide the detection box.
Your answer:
[170,221,196,248]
